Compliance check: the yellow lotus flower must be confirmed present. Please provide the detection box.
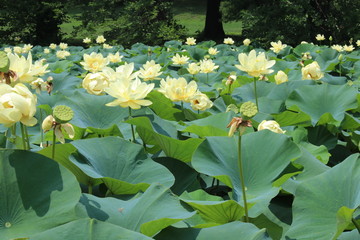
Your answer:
[80,52,109,73]
[187,63,200,75]
[171,53,189,65]
[30,78,48,94]
[103,43,112,49]
[59,42,68,50]
[356,40,360,47]
[42,115,75,144]
[82,72,110,95]
[13,47,22,54]
[199,59,219,73]
[102,63,138,83]
[331,45,343,52]
[56,50,71,59]
[83,37,91,44]
[105,78,154,109]
[22,44,33,53]
[315,34,325,41]
[138,60,162,81]
[301,61,324,80]
[224,37,235,45]
[185,37,196,45]
[258,120,285,134]
[49,43,57,49]
[243,38,251,46]
[107,52,123,63]
[190,92,213,111]
[343,45,354,52]
[208,47,219,55]
[235,50,276,77]
[43,48,50,54]
[96,35,106,44]
[158,76,198,102]
[270,40,287,53]
[0,83,37,127]
[274,70,288,84]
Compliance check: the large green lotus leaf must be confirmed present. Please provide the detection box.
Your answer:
[0,150,81,239]
[57,90,129,129]
[285,154,360,240]
[273,110,312,127]
[192,131,301,217]
[337,229,360,240]
[314,48,340,71]
[31,218,153,240]
[285,84,358,126]
[180,190,247,227]
[146,91,184,121]
[267,80,315,102]
[196,221,271,240]
[76,184,195,237]
[49,72,82,92]
[69,137,174,194]
[126,117,204,162]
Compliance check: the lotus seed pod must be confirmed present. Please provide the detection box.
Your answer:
[52,105,74,124]
[0,51,10,73]
[240,101,258,118]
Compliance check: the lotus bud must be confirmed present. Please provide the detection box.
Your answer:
[42,115,55,132]
[258,120,285,134]
[53,105,74,124]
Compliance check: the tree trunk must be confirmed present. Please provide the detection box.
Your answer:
[203,0,225,41]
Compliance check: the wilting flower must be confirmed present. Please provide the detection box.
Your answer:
[274,70,288,84]
[315,34,325,41]
[199,59,219,73]
[0,83,37,127]
[224,37,235,45]
[331,45,343,52]
[138,60,162,81]
[49,43,57,49]
[235,50,276,77]
[80,52,109,73]
[226,74,237,86]
[243,38,251,46]
[343,45,354,52]
[22,44,33,53]
[187,63,200,75]
[96,35,106,44]
[42,115,75,144]
[208,47,219,55]
[56,50,71,59]
[190,92,213,111]
[171,53,190,65]
[301,61,324,80]
[258,120,285,134]
[107,52,123,63]
[105,78,154,109]
[185,37,196,45]
[158,76,198,102]
[83,37,91,44]
[30,78,48,94]
[59,42,68,50]
[227,117,252,137]
[7,52,49,83]
[270,40,287,53]
[82,72,110,95]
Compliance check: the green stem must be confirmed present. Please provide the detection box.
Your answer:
[237,132,249,222]
[352,218,360,234]
[129,107,135,142]
[24,125,30,150]
[88,184,93,195]
[20,123,27,150]
[40,108,44,147]
[52,129,56,159]
[253,77,259,111]
[181,101,184,111]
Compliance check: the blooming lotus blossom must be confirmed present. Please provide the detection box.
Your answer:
[158,77,198,102]
[356,40,360,47]
[22,44,33,53]
[105,78,154,109]
[102,63,138,83]
[83,37,91,44]
[199,59,219,73]
[171,53,189,65]
[107,52,123,63]
[315,34,325,41]
[13,47,22,54]
[243,39,251,46]
[343,45,354,52]
[30,78,48,94]
[331,45,343,52]
[43,48,50,54]
[274,70,288,84]
[49,43,57,49]
[187,63,200,75]
[96,35,106,44]
[103,43,112,49]
[82,72,110,95]
[224,37,235,45]
[42,115,75,144]
[56,50,71,59]
[190,92,213,111]
[4,48,12,54]
[138,60,162,81]
[185,37,196,45]
[235,50,276,77]
[270,40,287,53]
[80,52,109,73]
[208,47,219,55]
[301,61,323,80]
[258,120,285,134]
[59,42,68,50]
[0,83,37,127]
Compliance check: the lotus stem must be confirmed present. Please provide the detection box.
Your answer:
[20,122,27,150]
[88,184,93,195]
[352,218,360,234]
[40,108,44,147]
[52,129,56,159]
[128,107,135,142]
[237,132,249,222]
[24,125,30,150]
[253,77,259,111]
